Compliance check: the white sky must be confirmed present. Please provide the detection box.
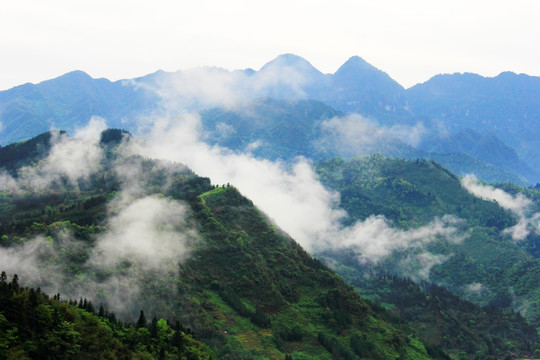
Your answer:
[0,0,539,90]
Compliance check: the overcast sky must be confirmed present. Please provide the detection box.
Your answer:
[1,0,539,90]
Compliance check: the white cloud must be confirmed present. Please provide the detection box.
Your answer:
[318,114,426,156]
[91,195,195,270]
[461,175,531,215]
[0,117,106,193]
[126,111,465,283]
[466,282,486,293]
[0,237,53,284]
[133,63,313,114]
[461,175,540,241]
[332,214,465,264]
[0,190,197,320]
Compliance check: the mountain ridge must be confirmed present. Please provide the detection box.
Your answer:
[1,54,540,183]
[0,130,448,359]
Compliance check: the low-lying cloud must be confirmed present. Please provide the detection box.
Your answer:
[1,117,107,192]
[461,175,540,240]
[128,111,464,280]
[0,123,198,319]
[318,114,426,156]
[0,193,196,320]
[91,195,196,270]
[317,214,465,281]
[0,63,466,312]
[331,214,464,261]
[461,175,531,215]
[132,60,315,114]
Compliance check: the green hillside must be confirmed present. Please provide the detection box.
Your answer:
[0,132,446,359]
[315,157,540,330]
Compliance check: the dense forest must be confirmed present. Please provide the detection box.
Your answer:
[0,271,214,359]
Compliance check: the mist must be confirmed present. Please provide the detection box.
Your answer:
[318,114,426,155]
[461,175,540,241]
[120,70,463,282]
[127,107,464,281]
[132,60,315,115]
[0,194,196,320]
[0,120,199,320]
[0,63,465,315]
[0,117,107,192]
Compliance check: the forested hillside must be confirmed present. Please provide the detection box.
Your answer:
[0,131,449,359]
[0,272,214,359]
[315,156,540,348]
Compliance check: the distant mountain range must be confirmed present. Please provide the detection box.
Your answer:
[1,54,540,184]
[200,98,529,185]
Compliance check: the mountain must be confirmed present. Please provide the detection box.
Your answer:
[0,131,447,359]
[254,55,411,121]
[318,256,538,358]
[200,98,528,185]
[407,71,540,172]
[200,98,342,160]
[427,152,529,186]
[420,129,539,183]
[315,156,540,329]
[2,131,539,358]
[0,71,158,145]
[256,54,329,99]
[325,56,411,120]
[1,55,540,184]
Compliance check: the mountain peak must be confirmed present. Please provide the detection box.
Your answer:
[52,70,93,82]
[38,70,96,90]
[337,56,373,71]
[259,54,323,76]
[333,56,404,91]
[263,53,311,66]
[334,56,387,78]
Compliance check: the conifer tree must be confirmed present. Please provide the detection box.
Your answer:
[136,310,147,329]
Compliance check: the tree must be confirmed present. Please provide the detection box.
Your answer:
[136,310,147,329]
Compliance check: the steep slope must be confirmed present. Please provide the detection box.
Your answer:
[0,131,446,359]
[320,251,539,358]
[314,156,540,357]
[0,131,61,173]
[178,186,440,359]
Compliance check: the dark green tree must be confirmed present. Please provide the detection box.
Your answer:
[136,310,147,329]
